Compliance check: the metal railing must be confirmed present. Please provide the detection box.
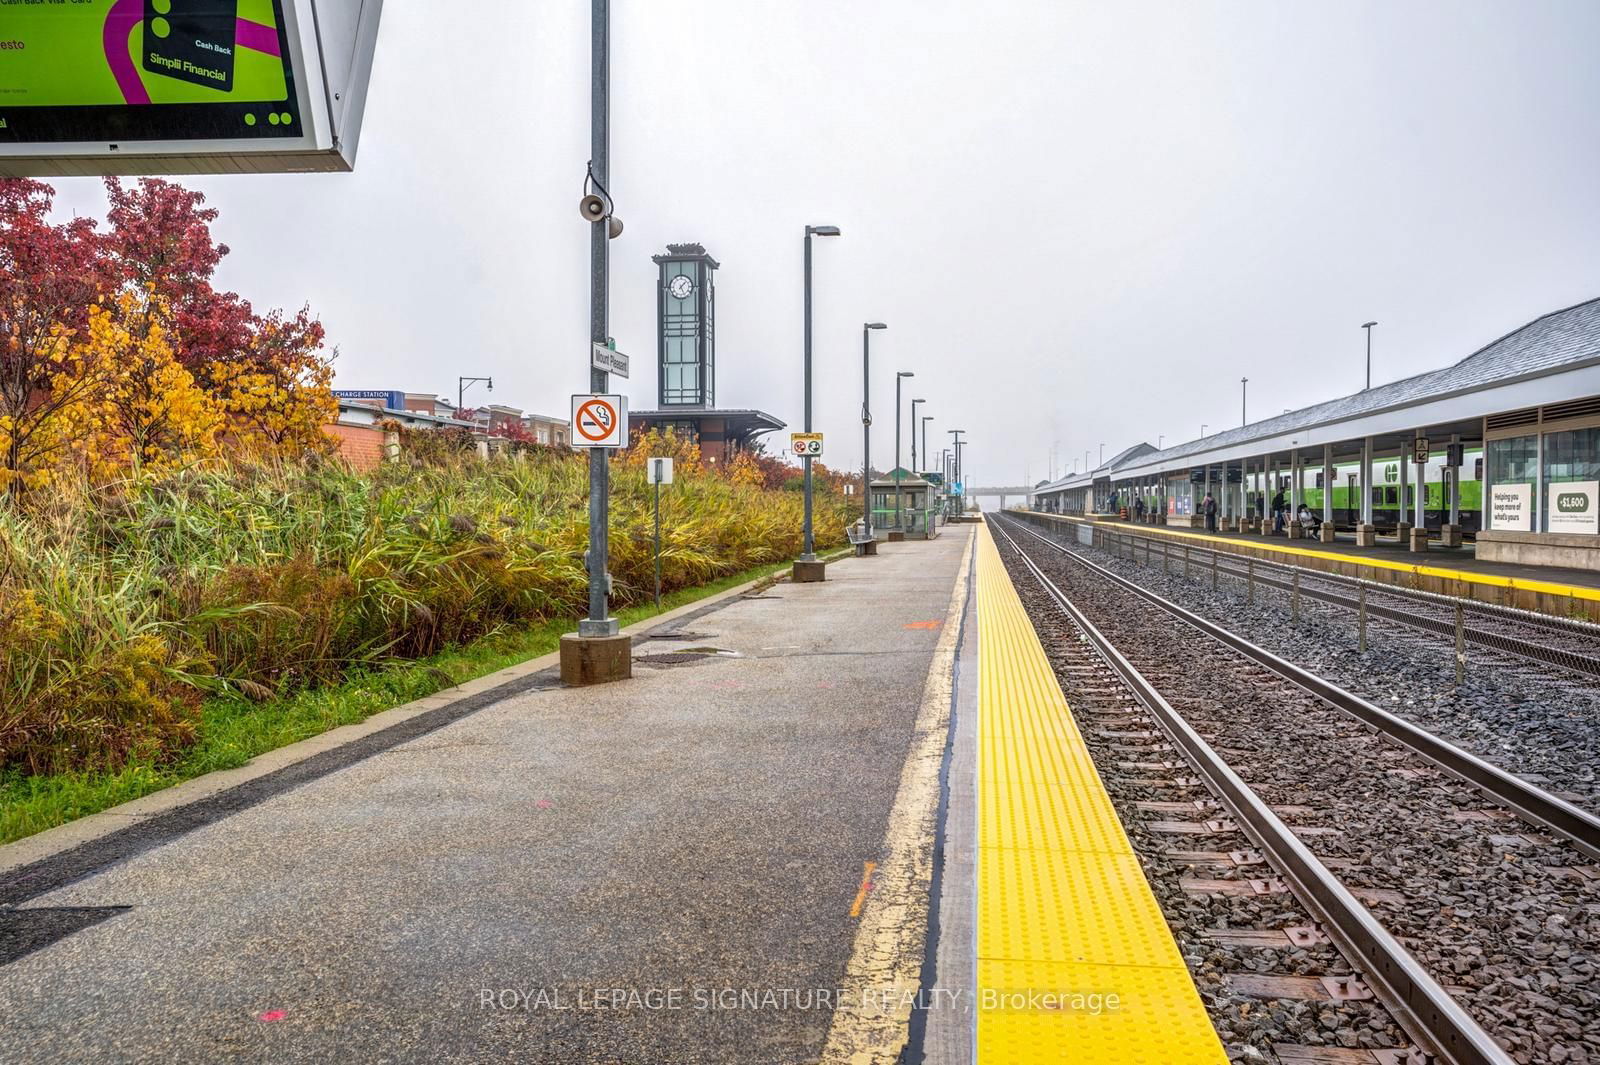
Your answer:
[1013,512,1600,681]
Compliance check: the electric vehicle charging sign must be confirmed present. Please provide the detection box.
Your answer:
[571,394,628,448]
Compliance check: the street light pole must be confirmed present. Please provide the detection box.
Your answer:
[862,323,887,540]
[1241,377,1248,425]
[921,415,933,476]
[458,376,493,412]
[1362,321,1377,390]
[909,398,925,475]
[949,429,965,516]
[799,224,841,568]
[895,372,914,535]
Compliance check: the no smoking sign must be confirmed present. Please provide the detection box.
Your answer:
[570,394,629,448]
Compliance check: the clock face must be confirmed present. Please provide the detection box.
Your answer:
[668,274,694,300]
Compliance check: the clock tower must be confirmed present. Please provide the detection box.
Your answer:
[652,243,718,408]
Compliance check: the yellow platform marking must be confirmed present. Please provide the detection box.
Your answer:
[976,524,1227,1064]
[1046,513,1600,603]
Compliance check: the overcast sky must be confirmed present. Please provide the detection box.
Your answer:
[48,0,1600,489]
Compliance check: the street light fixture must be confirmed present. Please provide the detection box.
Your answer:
[797,223,842,576]
[895,372,915,536]
[1362,321,1378,390]
[861,323,887,542]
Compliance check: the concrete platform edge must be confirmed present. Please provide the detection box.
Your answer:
[819,527,975,1064]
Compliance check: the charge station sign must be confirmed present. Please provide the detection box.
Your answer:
[570,394,628,449]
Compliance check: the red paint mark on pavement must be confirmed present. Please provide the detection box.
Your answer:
[903,620,942,630]
[534,799,554,809]
[257,1010,286,1022]
[817,681,835,689]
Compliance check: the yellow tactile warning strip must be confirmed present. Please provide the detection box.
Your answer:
[975,523,1228,1063]
[1045,512,1600,603]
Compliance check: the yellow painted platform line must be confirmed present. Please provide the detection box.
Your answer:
[975,524,1227,1064]
[1045,513,1600,603]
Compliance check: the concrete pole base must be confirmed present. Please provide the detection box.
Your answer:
[1395,522,1412,544]
[860,539,879,555]
[559,632,633,686]
[1355,523,1376,547]
[792,559,828,582]
[1409,527,1430,552]
[1319,525,1337,543]
[1439,523,1463,547]
[888,531,906,542]
[1287,520,1303,540]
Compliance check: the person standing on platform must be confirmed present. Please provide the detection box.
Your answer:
[1272,488,1287,533]
[1203,491,1218,532]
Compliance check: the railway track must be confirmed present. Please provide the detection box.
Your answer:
[1014,513,1600,680]
[988,514,1600,1065]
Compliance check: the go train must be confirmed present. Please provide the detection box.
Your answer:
[1111,449,1488,534]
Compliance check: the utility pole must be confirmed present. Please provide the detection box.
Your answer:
[921,415,933,477]
[895,371,914,535]
[1241,377,1248,426]
[561,0,629,684]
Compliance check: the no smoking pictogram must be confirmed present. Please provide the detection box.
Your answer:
[570,394,628,448]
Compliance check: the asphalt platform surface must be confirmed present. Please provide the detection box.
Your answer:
[0,533,971,1065]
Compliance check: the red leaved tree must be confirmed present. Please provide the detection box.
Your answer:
[0,179,106,493]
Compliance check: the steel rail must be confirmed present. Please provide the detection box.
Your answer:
[1028,514,1600,678]
[997,514,1600,861]
[988,517,1514,1065]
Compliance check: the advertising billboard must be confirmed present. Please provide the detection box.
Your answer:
[1549,480,1599,535]
[0,0,381,175]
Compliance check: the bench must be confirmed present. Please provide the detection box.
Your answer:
[848,526,878,556]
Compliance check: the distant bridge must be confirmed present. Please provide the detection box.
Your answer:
[965,485,1035,507]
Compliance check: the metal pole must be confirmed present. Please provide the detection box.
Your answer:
[1292,568,1300,623]
[581,0,615,637]
[1358,585,1368,651]
[801,229,814,560]
[654,477,662,609]
[1248,558,1255,604]
[921,416,932,477]
[910,398,923,477]
[895,375,906,530]
[1241,377,1248,426]
[862,326,873,538]
[1454,601,1466,685]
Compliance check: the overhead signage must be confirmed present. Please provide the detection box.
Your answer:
[1413,438,1431,464]
[333,389,404,410]
[570,394,628,449]
[1489,482,1532,531]
[0,0,382,175]
[1549,480,1599,535]
[591,343,630,379]
[790,432,823,458]
[647,457,673,485]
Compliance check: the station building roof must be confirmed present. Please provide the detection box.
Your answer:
[1041,296,1600,493]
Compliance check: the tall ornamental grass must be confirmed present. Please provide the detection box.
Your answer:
[0,450,851,773]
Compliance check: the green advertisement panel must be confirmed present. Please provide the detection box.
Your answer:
[0,0,300,143]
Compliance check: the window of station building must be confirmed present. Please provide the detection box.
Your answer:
[1485,434,1538,531]
[1541,426,1600,533]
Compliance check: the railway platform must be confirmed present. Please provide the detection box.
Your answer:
[1018,509,1600,621]
[0,518,1239,1063]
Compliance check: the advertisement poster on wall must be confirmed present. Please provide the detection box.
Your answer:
[1490,483,1532,531]
[1548,480,1600,535]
